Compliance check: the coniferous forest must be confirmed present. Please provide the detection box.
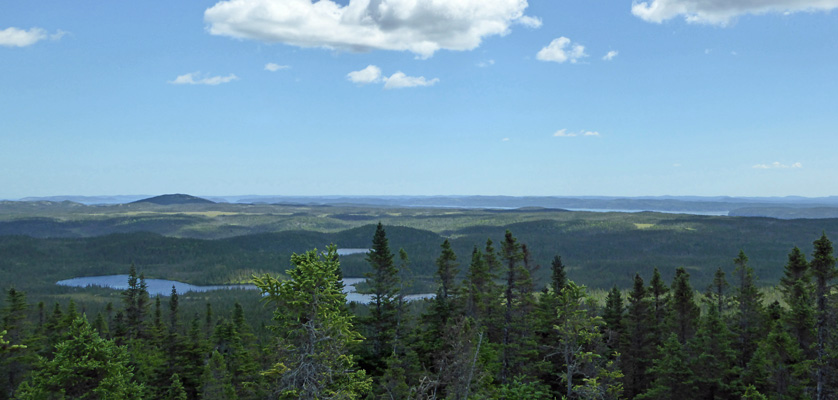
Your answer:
[2,221,838,399]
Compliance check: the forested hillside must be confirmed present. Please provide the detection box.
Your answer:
[2,225,837,399]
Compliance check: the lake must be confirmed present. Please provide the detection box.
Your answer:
[56,275,434,304]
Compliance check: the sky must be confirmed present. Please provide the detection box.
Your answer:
[2,0,837,199]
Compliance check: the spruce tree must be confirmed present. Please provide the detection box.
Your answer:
[1,288,34,400]
[16,316,144,399]
[362,223,400,376]
[780,246,815,358]
[810,233,835,400]
[622,274,653,398]
[744,317,811,399]
[638,333,696,400]
[648,267,669,347]
[255,246,371,399]
[733,250,765,370]
[499,230,537,384]
[601,285,624,352]
[690,306,741,399]
[667,267,700,344]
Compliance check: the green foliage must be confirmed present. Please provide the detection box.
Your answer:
[255,246,372,400]
[667,267,700,344]
[496,375,552,400]
[165,373,187,400]
[16,316,144,399]
[638,333,696,400]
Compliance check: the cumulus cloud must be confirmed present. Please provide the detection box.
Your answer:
[554,129,600,137]
[537,37,587,64]
[603,50,619,61]
[632,0,838,25]
[752,161,803,169]
[347,65,438,89]
[347,65,383,84]
[169,72,239,85]
[0,27,65,47]
[264,63,290,72]
[204,0,539,59]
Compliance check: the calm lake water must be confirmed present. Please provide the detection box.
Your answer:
[56,276,433,304]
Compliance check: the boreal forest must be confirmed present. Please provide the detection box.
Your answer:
[2,200,838,399]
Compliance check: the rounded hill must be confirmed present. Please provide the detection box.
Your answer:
[131,194,215,205]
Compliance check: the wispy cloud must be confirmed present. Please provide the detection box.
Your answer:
[347,65,438,89]
[477,59,495,68]
[553,129,600,137]
[602,50,618,61]
[205,0,540,59]
[169,72,239,85]
[517,15,543,28]
[0,27,65,47]
[537,37,587,64]
[632,0,838,25]
[384,72,439,89]
[752,162,803,169]
[264,63,290,72]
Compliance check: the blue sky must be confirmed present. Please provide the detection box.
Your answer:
[2,0,837,198]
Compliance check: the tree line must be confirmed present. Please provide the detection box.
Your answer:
[2,222,838,399]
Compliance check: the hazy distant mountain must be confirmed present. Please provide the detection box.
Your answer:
[131,194,215,205]
[17,195,151,205]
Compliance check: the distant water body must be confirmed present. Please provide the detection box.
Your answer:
[563,208,729,216]
[56,276,433,304]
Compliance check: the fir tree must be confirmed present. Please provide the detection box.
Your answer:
[667,267,700,344]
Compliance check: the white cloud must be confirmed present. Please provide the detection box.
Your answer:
[204,0,540,59]
[602,50,619,61]
[347,65,438,89]
[502,138,510,142]
[347,65,383,84]
[752,161,803,169]
[537,37,587,64]
[632,0,838,25]
[0,27,65,47]
[518,15,543,28]
[477,59,495,68]
[264,63,290,72]
[554,129,600,137]
[169,72,239,85]
[384,72,439,89]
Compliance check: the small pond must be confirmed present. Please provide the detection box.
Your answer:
[56,276,434,304]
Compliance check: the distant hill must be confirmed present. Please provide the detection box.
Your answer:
[131,194,215,205]
[729,207,838,219]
